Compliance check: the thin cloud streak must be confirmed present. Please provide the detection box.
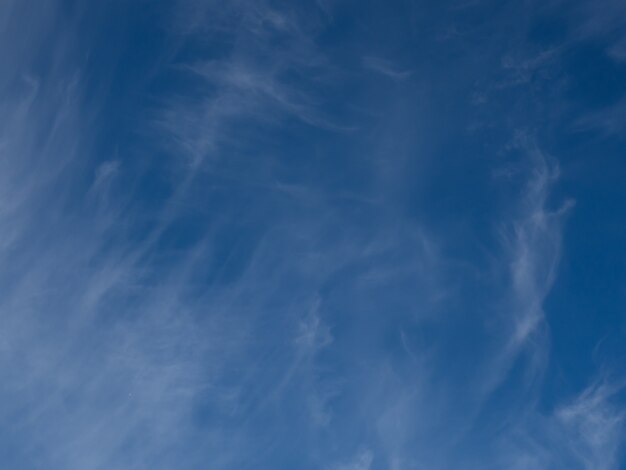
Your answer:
[478,134,574,400]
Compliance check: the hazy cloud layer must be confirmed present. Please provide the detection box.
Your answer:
[1,1,625,469]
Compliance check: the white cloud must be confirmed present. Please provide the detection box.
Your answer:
[556,382,626,469]
[574,96,626,137]
[362,56,413,81]
[2,2,624,470]
[154,0,347,168]
[498,381,625,470]
[480,134,574,397]
[332,449,374,470]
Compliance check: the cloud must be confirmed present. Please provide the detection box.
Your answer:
[574,96,626,137]
[0,3,248,468]
[362,56,413,81]
[154,0,348,167]
[498,380,626,470]
[507,142,573,347]
[556,382,625,468]
[1,2,624,469]
[332,449,374,470]
[479,134,574,397]
[567,0,626,60]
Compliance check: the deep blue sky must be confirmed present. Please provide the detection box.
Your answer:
[1,1,626,469]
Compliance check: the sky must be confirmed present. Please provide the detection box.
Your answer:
[1,0,626,469]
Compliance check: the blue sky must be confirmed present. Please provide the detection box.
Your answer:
[1,0,626,468]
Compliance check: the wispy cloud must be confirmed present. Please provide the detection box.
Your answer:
[556,382,626,469]
[331,449,374,470]
[2,1,625,469]
[574,96,626,137]
[0,3,246,468]
[506,140,573,347]
[479,134,574,397]
[362,56,413,81]
[498,380,626,470]
[154,0,348,168]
